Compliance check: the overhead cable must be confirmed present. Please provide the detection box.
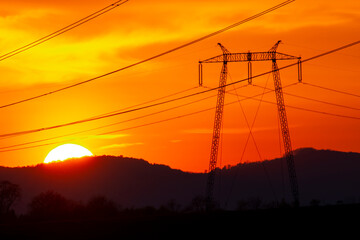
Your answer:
[252,84,360,111]
[0,39,359,138]
[0,0,129,61]
[2,82,360,152]
[0,0,295,110]
[302,82,360,98]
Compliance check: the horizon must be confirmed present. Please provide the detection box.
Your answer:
[1,147,360,216]
[1,147,358,173]
[0,0,358,173]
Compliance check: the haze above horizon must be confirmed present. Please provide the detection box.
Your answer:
[0,0,359,172]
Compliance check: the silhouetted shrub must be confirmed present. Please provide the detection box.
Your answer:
[0,181,21,217]
[236,199,249,211]
[310,199,321,207]
[236,197,265,211]
[336,200,344,205]
[278,198,291,208]
[28,190,79,220]
[132,206,158,216]
[159,199,182,213]
[86,195,119,218]
[185,196,206,212]
[262,200,280,209]
[247,197,263,210]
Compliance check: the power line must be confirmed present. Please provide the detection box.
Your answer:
[0,104,222,153]
[282,103,360,120]
[3,91,274,152]
[91,86,199,119]
[1,39,360,139]
[0,85,228,138]
[0,86,199,142]
[231,91,360,120]
[252,84,360,111]
[1,82,360,153]
[0,84,283,151]
[0,89,218,149]
[226,72,279,205]
[0,0,295,110]
[302,82,360,98]
[0,0,129,61]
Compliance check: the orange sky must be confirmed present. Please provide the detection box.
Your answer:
[0,0,359,172]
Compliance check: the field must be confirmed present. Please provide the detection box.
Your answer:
[1,204,358,239]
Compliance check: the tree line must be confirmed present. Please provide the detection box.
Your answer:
[3,179,352,222]
[0,180,211,222]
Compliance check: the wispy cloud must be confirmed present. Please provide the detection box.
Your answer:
[99,142,144,150]
[184,124,302,135]
[183,127,276,134]
[89,134,129,140]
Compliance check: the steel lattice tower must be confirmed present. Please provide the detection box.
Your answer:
[199,41,302,209]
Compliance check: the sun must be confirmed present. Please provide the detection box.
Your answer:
[44,144,93,163]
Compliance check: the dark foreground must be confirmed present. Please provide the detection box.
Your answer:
[1,204,359,239]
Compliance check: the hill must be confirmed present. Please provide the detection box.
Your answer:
[1,148,360,214]
[214,147,360,209]
[0,156,205,214]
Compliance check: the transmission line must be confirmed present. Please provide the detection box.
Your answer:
[0,103,224,153]
[0,90,218,149]
[302,82,360,98]
[226,72,279,205]
[1,82,360,153]
[0,0,129,62]
[233,92,360,120]
[1,39,360,139]
[0,0,295,110]
[252,84,360,111]
[91,86,199,119]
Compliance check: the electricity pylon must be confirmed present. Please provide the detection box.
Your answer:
[199,41,302,209]
[199,43,230,210]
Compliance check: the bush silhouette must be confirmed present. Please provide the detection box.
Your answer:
[86,195,119,218]
[0,181,21,217]
[28,190,78,220]
[187,196,206,212]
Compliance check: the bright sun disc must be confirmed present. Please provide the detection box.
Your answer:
[44,144,93,163]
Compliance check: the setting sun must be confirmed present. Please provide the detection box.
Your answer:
[44,144,93,163]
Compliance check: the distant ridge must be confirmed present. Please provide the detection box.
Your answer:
[1,148,360,214]
[218,147,360,208]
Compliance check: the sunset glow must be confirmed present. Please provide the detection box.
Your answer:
[0,0,358,172]
[44,144,93,163]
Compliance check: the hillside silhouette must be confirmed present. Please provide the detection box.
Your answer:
[1,148,360,215]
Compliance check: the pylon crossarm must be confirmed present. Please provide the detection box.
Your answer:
[200,52,299,64]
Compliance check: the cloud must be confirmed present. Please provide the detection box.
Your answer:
[184,127,277,135]
[1,0,358,88]
[89,134,129,140]
[184,124,302,135]
[99,142,143,150]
